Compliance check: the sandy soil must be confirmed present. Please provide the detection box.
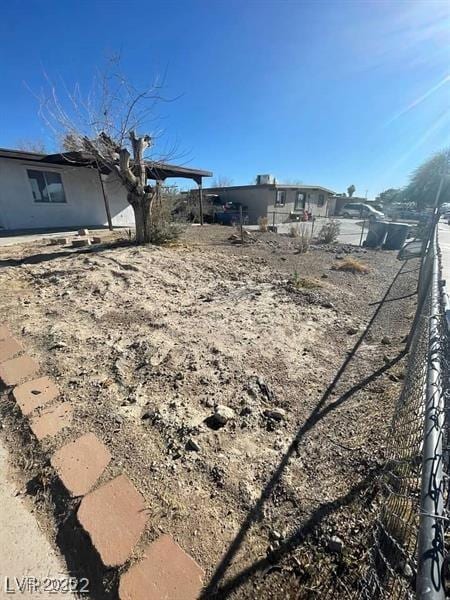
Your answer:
[0,226,418,599]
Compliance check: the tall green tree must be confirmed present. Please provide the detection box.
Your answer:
[376,188,403,205]
[404,148,450,209]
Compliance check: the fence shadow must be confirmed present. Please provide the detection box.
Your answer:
[201,259,414,598]
[207,465,384,599]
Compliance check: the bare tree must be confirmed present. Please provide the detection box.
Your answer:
[35,59,178,244]
[16,139,48,153]
[211,175,234,188]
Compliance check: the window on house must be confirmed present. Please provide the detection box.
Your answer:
[294,192,306,211]
[275,190,286,206]
[27,170,67,203]
[318,194,325,207]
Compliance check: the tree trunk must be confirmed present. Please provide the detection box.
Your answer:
[130,193,153,244]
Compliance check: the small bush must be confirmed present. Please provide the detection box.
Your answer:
[318,219,341,244]
[294,223,312,253]
[149,198,185,245]
[258,216,269,232]
[289,271,322,289]
[333,257,369,274]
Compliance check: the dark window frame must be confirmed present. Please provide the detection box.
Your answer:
[27,169,67,204]
[294,191,306,211]
[275,190,286,206]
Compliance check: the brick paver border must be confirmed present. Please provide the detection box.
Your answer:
[0,323,206,598]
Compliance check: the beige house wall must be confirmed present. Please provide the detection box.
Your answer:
[267,188,334,222]
[199,184,336,225]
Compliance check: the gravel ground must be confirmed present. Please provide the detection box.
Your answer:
[0,225,419,599]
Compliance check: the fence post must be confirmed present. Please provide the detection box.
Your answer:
[239,205,244,243]
[359,218,366,247]
[416,232,445,600]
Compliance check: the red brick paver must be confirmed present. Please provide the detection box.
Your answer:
[0,355,39,386]
[30,402,72,440]
[119,534,204,600]
[13,376,60,415]
[0,326,11,340]
[0,336,22,362]
[51,433,112,497]
[77,474,147,567]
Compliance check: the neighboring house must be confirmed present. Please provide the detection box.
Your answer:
[199,181,337,225]
[0,148,211,232]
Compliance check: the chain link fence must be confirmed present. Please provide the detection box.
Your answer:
[265,212,369,244]
[363,223,449,599]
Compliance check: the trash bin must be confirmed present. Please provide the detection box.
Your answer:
[383,223,409,250]
[364,221,388,248]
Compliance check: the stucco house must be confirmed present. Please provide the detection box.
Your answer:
[0,147,211,232]
[200,180,337,225]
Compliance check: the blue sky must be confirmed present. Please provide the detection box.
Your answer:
[0,0,449,196]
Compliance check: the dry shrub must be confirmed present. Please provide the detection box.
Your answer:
[290,271,322,289]
[318,219,341,244]
[149,197,185,245]
[258,216,269,232]
[333,257,369,274]
[289,224,299,238]
[293,223,312,253]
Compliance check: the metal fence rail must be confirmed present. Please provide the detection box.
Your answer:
[265,212,369,243]
[363,225,448,599]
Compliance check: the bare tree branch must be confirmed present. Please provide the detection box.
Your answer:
[28,56,185,243]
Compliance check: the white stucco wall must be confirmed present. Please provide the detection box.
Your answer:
[102,173,135,227]
[0,158,134,231]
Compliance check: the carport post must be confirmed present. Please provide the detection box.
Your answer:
[97,168,113,231]
[198,180,204,226]
[156,180,162,205]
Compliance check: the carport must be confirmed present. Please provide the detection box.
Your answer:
[42,151,213,229]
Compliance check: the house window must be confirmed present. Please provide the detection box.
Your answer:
[294,192,306,211]
[275,190,286,206]
[318,194,325,207]
[27,170,67,203]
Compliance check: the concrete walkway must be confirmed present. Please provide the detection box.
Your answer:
[0,441,74,599]
[0,230,83,247]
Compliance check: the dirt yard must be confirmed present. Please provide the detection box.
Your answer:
[0,225,418,599]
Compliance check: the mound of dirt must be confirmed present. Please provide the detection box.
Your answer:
[0,225,418,599]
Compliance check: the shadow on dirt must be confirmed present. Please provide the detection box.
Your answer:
[201,258,414,599]
[0,240,133,269]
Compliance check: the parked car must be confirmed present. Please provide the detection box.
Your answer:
[439,203,450,221]
[341,202,384,220]
[213,201,249,225]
